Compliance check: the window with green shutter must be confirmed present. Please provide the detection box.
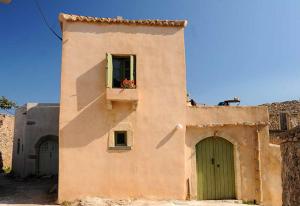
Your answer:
[106,54,136,89]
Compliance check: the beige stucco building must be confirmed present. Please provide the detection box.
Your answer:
[12,103,59,177]
[58,13,281,206]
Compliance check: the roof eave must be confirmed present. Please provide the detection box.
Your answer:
[59,13,188,28]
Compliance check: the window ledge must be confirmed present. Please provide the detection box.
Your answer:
[108,146,132,150]
[106,88,138,110]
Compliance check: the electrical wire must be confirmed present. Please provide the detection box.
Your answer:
[33,0,62,41]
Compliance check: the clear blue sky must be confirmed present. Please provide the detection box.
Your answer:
[1,0,299,106]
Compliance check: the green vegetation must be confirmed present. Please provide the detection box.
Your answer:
[61,201,72,206]
[0,96,17,110]
[242,200,258,205]
[2,166,11,174]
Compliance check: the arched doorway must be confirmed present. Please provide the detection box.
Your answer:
[35,135,58,176]
[196,136,235,200]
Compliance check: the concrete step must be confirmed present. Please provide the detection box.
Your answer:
[77,198,259,206]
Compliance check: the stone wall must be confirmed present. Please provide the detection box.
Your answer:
[0,113,14,170]
[273,126,300,206]
[262,100,300,131]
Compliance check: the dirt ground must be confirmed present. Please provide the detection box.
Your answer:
[0,173,57,205]
[0,174,257,206]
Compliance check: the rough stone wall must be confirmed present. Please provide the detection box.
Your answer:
[262,100,300,131]
[272,126,300,206]
[281,141,300,206]
[0,114,14,170]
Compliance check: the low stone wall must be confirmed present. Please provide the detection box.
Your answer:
[262,100,300,131]
[0,114,14,170]
[274,126,300,206]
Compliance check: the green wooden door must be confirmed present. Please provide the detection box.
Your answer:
[196,136,235,200]
[196,137,216,200]
[39,140,58,175]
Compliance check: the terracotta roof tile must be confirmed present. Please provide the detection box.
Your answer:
[59,13,187,27]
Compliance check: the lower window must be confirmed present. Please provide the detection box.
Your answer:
[114,131,127,147]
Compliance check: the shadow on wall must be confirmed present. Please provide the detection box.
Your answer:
[156,128,176,149]
[76,60,106,111]
[61,62,133,148]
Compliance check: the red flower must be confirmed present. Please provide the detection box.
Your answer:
[121,78,136,89]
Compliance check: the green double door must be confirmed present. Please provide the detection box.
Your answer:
[196,137,235,200]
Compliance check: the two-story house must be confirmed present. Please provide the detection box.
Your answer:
[58,13,281,206]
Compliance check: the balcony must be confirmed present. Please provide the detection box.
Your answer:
[106,88,138,110]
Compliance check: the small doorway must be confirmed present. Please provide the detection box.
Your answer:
[196,136,235,200]
[38,140,58,176]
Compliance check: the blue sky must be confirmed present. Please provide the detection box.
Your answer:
[0,0,299,106]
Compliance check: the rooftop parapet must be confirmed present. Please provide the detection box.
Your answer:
[187,105,269,128]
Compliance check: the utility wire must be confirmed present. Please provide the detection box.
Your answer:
[33,0,62,41]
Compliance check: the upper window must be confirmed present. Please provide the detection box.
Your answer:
[106,54,136,89]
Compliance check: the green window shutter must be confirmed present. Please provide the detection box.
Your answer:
[106,53,113,88]
[130,55,134,81]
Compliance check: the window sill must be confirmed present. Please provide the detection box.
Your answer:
[108,146,132,150]
[106,88,138,110]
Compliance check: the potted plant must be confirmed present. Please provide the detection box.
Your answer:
[121,78,136,89]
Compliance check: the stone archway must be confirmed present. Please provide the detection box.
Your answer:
[35,135,58,176]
